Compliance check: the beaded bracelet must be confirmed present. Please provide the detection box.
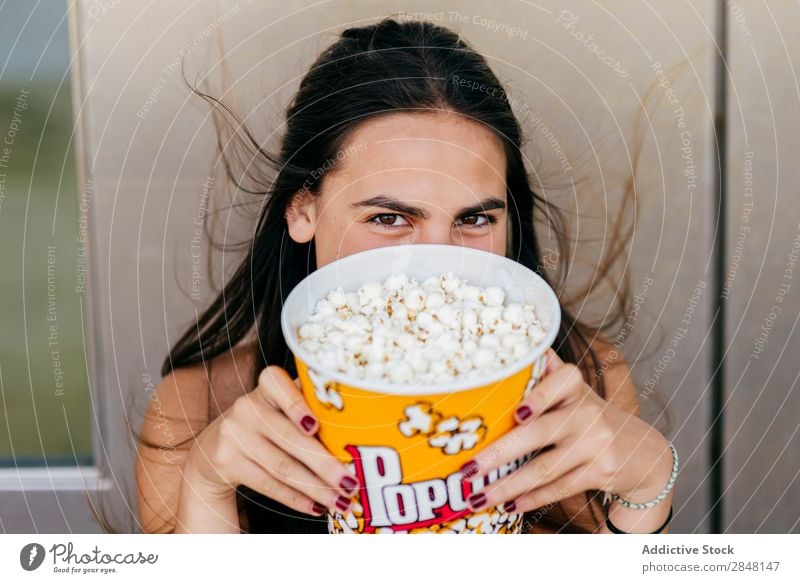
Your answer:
[602,440,679,510]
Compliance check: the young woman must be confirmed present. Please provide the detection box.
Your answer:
[133,17,676,535]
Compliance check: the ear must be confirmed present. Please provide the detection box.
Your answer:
[285,188,317,243]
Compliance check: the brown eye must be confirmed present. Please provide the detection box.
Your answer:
[368,214,410,229]
[458,214,493,228]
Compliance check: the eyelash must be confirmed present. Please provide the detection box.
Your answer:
[366,213,498,231]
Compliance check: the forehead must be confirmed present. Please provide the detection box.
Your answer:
[333,112,507,190]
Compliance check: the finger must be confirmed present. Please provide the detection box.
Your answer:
[517,360,586,420]
[235,456,325,517]
[257,404,361,498]
[544,347,565,375]
[459,407,577,481]
[257,366,319,436]
[512,465,592,516]
[466,439,588,513]
[242,436,353,514]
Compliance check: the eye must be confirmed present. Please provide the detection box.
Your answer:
[458,214,497,229]
[367,213,411,229]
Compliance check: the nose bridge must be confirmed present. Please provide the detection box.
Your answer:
[414,212,459,245]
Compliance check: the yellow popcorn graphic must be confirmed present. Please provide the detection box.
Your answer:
[307,366,344,411]
[398,402,487,455]
[398,401,442,437]
[427,416,487,455]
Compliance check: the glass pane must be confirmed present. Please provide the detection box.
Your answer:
[0,1,92,466]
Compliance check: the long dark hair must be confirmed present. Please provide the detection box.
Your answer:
[125,16,646,534]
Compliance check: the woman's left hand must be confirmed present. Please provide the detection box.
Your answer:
[459,348,674,514]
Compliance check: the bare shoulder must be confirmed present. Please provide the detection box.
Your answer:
[137,361,208,452]
[135,342,258,533]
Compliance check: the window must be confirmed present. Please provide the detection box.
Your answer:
[0,1,93,468]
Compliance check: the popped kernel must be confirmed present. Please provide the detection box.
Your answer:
[297,271,547,384]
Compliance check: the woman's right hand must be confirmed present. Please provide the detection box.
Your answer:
[183,365,359,517]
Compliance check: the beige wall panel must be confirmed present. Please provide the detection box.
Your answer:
[723,0,800,533]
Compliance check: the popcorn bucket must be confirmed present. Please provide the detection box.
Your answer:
[281,244,561,533]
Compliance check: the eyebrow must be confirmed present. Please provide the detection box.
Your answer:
[350,195,506,220]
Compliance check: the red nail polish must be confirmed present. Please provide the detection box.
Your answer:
[335,496,351,512]
[502,500,517,513]
[516,405,532,421]
[312,502,326,515]
[468,492,487,510]
[460,460,479,480]
[300,415,317,432]
[340,475,358,494]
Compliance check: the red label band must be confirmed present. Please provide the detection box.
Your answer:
[345,444,534,533]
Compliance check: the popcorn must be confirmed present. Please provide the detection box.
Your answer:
[309,299,336,320]
[402,286,426,312]
[344,334,365,354]
[407,349,429,374]
[461,309,479,334]
[395,332,417,351]
[453,284,480,302]
[424,290,446,309]
[440,273,461,293]
[512,341,530,360]
[434,304,458,328]
[344,292,360,312]
[384,273,409,293]
[481,286,506,307]
[387,361,413,384]
[478,333,500,350]
[327,287,348,309]
[500,333,518,350]
[421,275,441,291]
[502,303,522,323]
[478,306,502,327]
[357,281,383,306]
[298,322,324,340]
[297,271,547,385]
[327,330,346,348]
[472,348,493,369]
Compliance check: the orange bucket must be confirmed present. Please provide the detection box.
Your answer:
[281,244,560,533]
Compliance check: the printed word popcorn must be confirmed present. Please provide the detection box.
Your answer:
[297,272,547,384]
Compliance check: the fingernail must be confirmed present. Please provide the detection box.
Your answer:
[300,415,317,433]
[460,460,479,481]
[468,492,487,510]
[312,501,326,515]
[502,500,517,513]
[340,475,358,494]
[335,496,351,512]
[515,405,533,421]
